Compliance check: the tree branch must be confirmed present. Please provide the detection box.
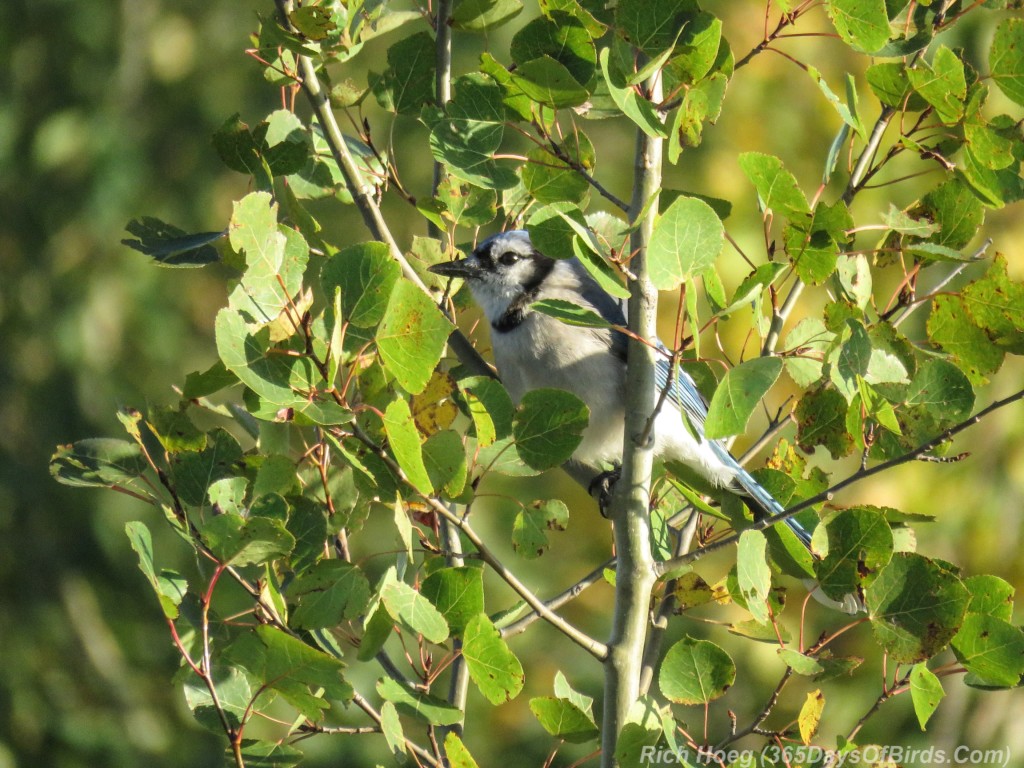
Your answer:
[639,509,699,696]
[500,558,613,640]
[601,70,664,768]
[272,0,492,381]
[656,387,1024,577]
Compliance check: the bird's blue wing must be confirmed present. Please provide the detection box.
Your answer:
[655,350,812,546]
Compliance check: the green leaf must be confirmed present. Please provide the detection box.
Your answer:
[320,242,401,328]
[50,438,147,489]
[435,178,498,229]
[812,508,893,601]
[513,499,569,558]
[531,299,614,328]
[704,357,783,440]
[866,62,912,108]
[963,574,1015,621]
[201,514,295,567]
[227,192,308,322]
[253,455,299,499]
[598,46,668,139]
[452,0,524,31]
[905,358,975,422]
[225,625,351,721]
[907,45,966,124]
[615,0,700,55]
[169,428,244,506]
[962,254,1024,352]
[380,701,406,758]
[659,636,735,705]
[462,613,525,704]
[918,179,985,251]
[374,32,435,115]
[526,201,586,258]
[377,677,463,726]
[383,398,433,495]
[357,601,395,663]
[183,664,252,732]
[778,648,825,676]
[827,0,891,53]
[540,0,606,37]
[459,376,515,447]
[475,436,544,477]
[377,280,454,395]
[951,614,1024,687]
[785,225,838,286]
[125,522,187,619]
[866,553,970,663]
[212,113,266,179]
[425,74,519,190]
[796,387,855,459]
[509,56,590,108]
[648,196,724,291]
[146,405,207,454]
[443,733,481,768]
[927,296,1003,383]
[512,389,589,471]
[990,18,1024,107]
[261,110,310,176]
[736,531,771,623]
[183,360,238,399]
[215,309,351,425]
[288,560,371,629]
[668,12,723,84]
[521,130,596,205]
[234,740,303,767]
[121,218,224,267]
[510,13,596,89]
[553,670,596,715]
[738,152,811,219]
[423,429,468,497]
[909,663,945,730]
[784,318,834,388]
[208,476,247,516]
[380,568,450,644]
[421,567,485,635]
[529,697,599,743]
[669,72,728,157]
[807,67,865,138]
[881,203,940,237]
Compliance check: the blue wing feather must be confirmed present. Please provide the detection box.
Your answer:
[654,352,813,546]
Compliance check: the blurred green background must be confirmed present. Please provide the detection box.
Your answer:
[2,1,1023,766]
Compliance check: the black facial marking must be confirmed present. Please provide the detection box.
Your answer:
[491,250,556,333]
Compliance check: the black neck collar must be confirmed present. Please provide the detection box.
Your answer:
[490,257,555,334]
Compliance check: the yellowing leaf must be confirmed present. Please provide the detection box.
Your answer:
[410,371,458,435]
[798,690,825,744]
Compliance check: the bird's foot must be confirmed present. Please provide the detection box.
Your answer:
[588,468,621,517]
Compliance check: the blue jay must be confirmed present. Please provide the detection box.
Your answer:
[429,230,860,613]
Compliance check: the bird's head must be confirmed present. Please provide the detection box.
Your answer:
[428,230,556,322]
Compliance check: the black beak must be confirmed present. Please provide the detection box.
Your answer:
[428,258,479,279]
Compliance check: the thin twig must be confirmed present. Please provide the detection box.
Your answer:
[717,668,793,748]
[346,424,608,660]
[500,558,614,639]
[656,387,1024,577]
[351,691,441,767]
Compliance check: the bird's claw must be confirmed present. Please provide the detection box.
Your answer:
[589,468,621,517]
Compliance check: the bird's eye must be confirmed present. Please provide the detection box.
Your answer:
[498,251,519,266]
